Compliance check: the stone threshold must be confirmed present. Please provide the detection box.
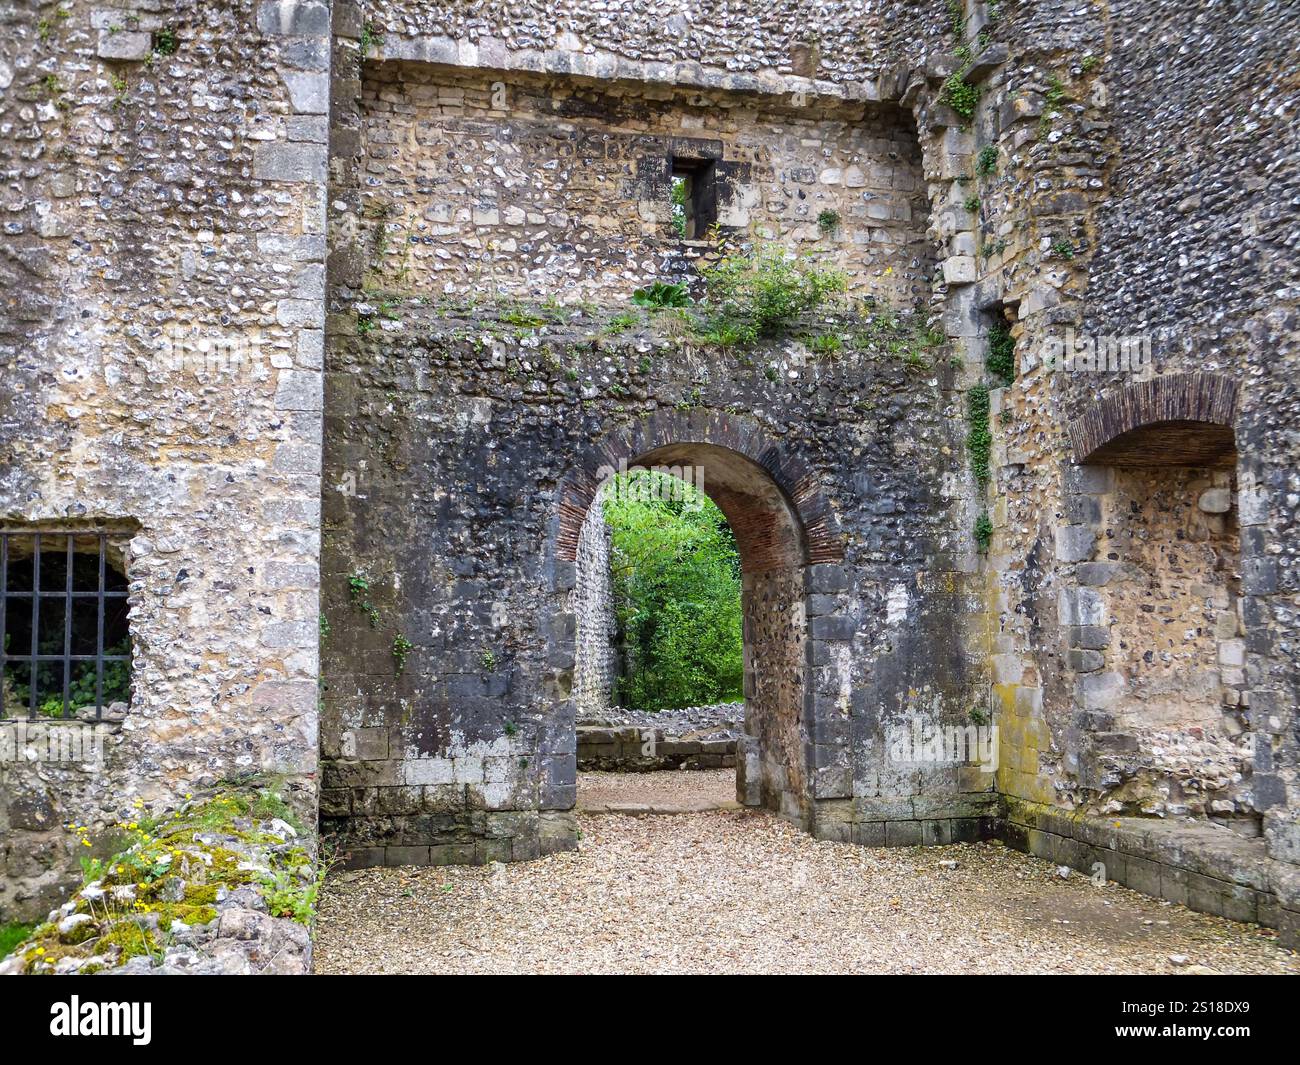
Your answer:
[578,799,743,816]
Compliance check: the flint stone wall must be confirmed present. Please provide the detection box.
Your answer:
[577,703,742,771]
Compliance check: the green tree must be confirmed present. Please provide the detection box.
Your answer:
[603,470,743,710]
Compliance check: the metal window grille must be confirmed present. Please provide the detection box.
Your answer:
[0,530,132,722]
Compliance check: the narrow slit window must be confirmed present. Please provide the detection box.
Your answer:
[0,530,132,722]
[670,157,717,239]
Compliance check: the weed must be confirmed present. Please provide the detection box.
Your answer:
[392,633,413,675]
[697,242,845,341]
[152,26,178,56]
[604,311,640,334]
[632,281,692,309]
[987,319,1015,386]
[967,383,992,487]
[808,333,843,357]
[941,69,980,122]
[816,208,841,234]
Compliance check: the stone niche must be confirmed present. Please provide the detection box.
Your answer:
[1083,462,1251,824]
[356,62,932,304]
[1055,387,1255,828]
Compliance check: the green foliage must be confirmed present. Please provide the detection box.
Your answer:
[987,319,1015,386]
[808,333,843,356]
[1051,238,1075,260]
[260,869,320,924]
[392,633,413,675]
[696,242,845,343]
[941,69,980,121]
[152,26,178,55]
[480,649,497,672]
[347,573,380,628]
[976,144,998,176]
[360,21,384,51]
[1081,54,1102,74]
[974,511,994,552]
[946,0,965,35]
[963,195,980,214]
[0,922,36,959]
[967,383,992,488]
[10,784,321,973]
[604,470,743,711]
[982,237,1009,261]
[1039,74,1071,137]
[1044,74,1070,110]
[670,176,688,238]
[632,281,692,308]
[816,208,841,234]
[604,311,640,334]
[7,639,131,718]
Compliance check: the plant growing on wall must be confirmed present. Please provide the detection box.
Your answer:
[696,241,845,344]
[632,281,692,308]
[966,383,992,488]
[347,573,380,628]
[392,634,413,675]
[941,70,980,122]
[987,319,1015,386]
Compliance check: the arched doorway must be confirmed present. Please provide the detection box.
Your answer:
[546,412,846,830]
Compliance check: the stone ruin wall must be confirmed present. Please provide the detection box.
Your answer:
[354,62,930,304]
[964,0,1299,864]
[571,497,616,715]
[0,0,329,919]
[1,0,1298,933]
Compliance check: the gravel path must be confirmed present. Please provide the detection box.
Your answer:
[578,768,738,811]
[315,808,1300,975]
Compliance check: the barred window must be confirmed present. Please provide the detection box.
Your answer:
[0,530,132,722]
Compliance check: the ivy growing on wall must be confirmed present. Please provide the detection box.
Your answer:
[987,319,1015,386]
[966,383,992,489]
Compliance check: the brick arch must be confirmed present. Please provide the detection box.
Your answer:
[553,409,845,571]
[1066,372,1239,467]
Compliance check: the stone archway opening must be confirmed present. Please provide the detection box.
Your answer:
[568,441,813,824]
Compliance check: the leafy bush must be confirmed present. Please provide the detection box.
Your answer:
[603,470,743,710]
[696,242,845,342]
[632,281,692,309]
